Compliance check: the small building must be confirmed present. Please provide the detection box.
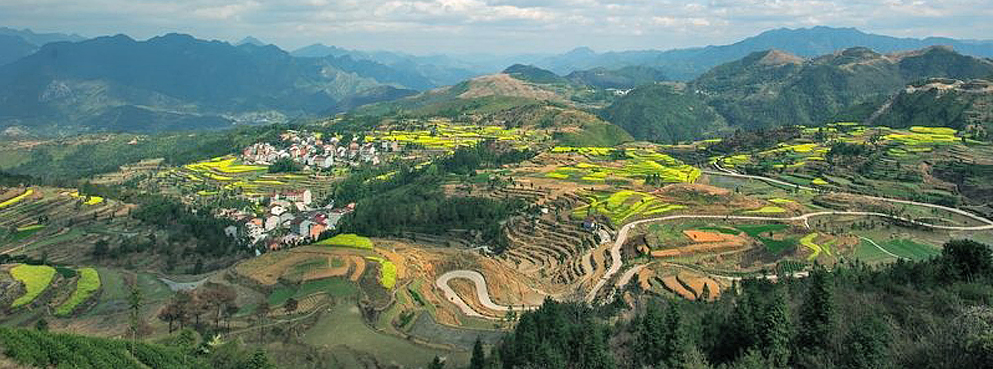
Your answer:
[265,215,281,231]
[309,223,326,239]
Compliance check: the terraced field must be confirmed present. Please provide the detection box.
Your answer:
[365,121,536,150]
[572,190,684,225]
[9,264,56,308]
[545,148,700,184]
[500,209,606,291]
[55,268,101,316]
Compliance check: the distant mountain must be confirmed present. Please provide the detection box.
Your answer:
[0,34,37,66]
[566,66,668,89]
[292,43,524,86]
[690,46,993,129]
[0,27,85,46]
[535,26,993,80]
[602,46,993,143]
[236,36,266,46]
[291,43,350,58]
[0,33,421,133]
[503,64,569,84]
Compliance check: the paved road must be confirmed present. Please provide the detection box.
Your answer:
[435,270,539,318]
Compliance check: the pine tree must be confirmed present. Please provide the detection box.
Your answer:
[842,316,890,369]
[760,289,792,367]
[128,283,143,355]
[798,269,835,349]
[470,338,486,369]
[662,302,690,368]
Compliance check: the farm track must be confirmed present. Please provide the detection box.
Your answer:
[439,165,993,317]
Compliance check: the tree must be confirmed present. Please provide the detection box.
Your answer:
[429,356,445,369]
[158,304,182,333]
[760,288,791,367]
[256,301,270,343]
[284,297,299,314]
[34,318,48,331]
[128,283,143,355]
[470,338,486,369]
[246,349,275,369]
[92,240,109,259]
[798,268,835,349]
[842,316,890,369]
[942,239,993,281]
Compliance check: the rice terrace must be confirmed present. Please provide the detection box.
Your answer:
[2,15,993,369]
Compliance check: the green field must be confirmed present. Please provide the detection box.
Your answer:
[853,240,897,264]
[366,257,397,289]
[9,264,56,308]
[302,300,459,368]
[735,224,789,237]
[314,234,374,250]
[735,224,795,253]
[55,268,101,316]
[546,148,700,184]
[882,239,941,260]
[573,190,684,225]
[268,277,357,306]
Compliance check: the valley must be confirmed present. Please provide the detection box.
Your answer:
[2,24,993,369]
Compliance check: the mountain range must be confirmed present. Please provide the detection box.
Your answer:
[0,33,426,133]
[534,26,993,80]
[2,26,992,136]
[0,27,85,66]
[604,46,993,143]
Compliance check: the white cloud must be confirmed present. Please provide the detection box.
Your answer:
[0,0,989,53]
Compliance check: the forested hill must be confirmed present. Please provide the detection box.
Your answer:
[691,46,993,129]
[604,46,993,143]
[867,78,993,135]
[0,33,422,134]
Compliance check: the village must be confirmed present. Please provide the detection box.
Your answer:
[215,129,400,253]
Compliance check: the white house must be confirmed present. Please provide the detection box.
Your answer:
[265,215,280,231]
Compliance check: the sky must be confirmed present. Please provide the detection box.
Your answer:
[2,0,992,54]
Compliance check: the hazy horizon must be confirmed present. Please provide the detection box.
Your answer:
[3,0,992,55]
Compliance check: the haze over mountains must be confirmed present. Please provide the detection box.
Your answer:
[1,26,992,136]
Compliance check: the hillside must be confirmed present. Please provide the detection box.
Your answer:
[689,46,993,130]
[868,78,993,136]
[601,83,726,143]
[0,33,424,134]
[535,26,993,80]
[0,34,37,66]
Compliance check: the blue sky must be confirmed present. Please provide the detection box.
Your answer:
[2,0,991,54]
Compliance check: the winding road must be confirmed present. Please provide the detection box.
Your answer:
[435,270,538,319]
[437,166,993,317]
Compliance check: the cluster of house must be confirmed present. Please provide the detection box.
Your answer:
[220,188,354,252]
[241,130,399,170]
